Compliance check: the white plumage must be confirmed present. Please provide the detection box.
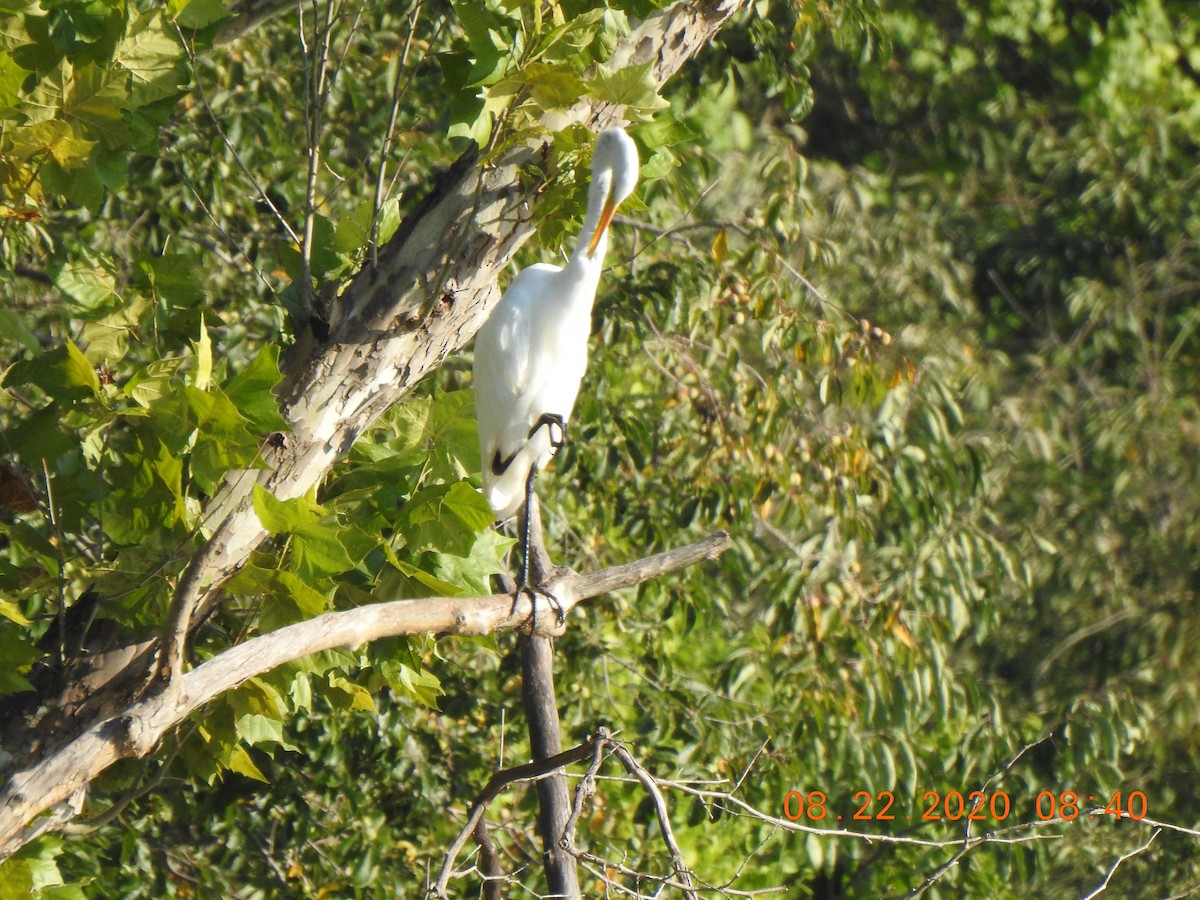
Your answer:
[474,127,639,520]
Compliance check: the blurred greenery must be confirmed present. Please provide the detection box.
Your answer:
[2,0,1199,896]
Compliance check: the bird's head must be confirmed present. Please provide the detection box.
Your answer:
[586,127,639,257]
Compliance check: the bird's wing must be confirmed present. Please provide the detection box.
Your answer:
[474,264,561,458]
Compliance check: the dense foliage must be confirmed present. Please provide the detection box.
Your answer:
[2,0,1198,896]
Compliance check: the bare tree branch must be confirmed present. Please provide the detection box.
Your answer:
[1079,828,1162,900]
[0,532,731,860]
[433,739,598,897]
[608,742,699,899]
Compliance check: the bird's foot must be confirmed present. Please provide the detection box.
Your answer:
[510,585,567,635]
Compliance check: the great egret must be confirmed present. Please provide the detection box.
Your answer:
[474,127,639,584]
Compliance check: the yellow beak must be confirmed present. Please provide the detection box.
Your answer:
[586,194,618,257]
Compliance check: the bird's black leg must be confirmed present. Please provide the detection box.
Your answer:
[509,415,569,629]
[509,461,541,628]
[517,461,538,593]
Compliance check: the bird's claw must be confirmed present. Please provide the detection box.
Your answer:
[511,585,566,634]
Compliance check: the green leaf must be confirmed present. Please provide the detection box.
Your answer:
[173,0,231,29]
[226,745,268,782]
[228,565,331,631]
[6,340,101,398]
[7,120,96,168]
[223,348,287,432]
[113,10,183,107]
[0,597,30,626]
[385,555,470,598]
[432,528,515,595]
[585,62,670,117]
[293,523,357,580]
[0,307,40,352]
[236,713,297,751]
[252,485,326,534]
[0,16,33,52]
[326,672,376,712]
[139,252,204,308]
[126,357,186,408]
[3,406,76,461]
[397,480,495,557]
[373,654,442,709]
[0,859,34,896]
[52,262,118,315]
[0,625,41,697]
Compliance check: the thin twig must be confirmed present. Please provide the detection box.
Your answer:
[730,737,771,796]
[176,27,300,245]
[900,844,973,900]
[298,0,334,312]
[369,0,426,267]
[62,742,182,835]
[432,740,596,897]
[562,726,611,850]
[609,743,699,899]
[41,460,67,668]
[1079,828,1161,900]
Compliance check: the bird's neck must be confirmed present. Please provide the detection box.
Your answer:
[572,171,612,263]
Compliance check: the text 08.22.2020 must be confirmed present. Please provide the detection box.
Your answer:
[782,789,1149,823]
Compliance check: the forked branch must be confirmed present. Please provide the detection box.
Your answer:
[0,531,731,861]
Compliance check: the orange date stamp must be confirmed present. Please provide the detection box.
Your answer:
[783,789,1149,823]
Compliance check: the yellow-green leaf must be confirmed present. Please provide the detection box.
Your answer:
[193,314,212,390]
[0,597,30,626]
[711,228,728,263]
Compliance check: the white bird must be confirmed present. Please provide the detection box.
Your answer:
[474,127,639,549]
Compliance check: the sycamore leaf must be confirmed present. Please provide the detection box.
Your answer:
[52,261,118,314]
[229,565,331,631]
[387,554,471,598]
[712,228,728,262]
[126,357,186,407]
[293,523,357,580]
[235,713,298,751]
[62,340,101,396]
[397,480,495,557]
[6,119,95,168]
[226,745,268,782]
[0,16,33,53]
[64,63,129,146]
[252,485,326,534]
[433,527,515,595]
[171,0,232,29]
[224,346,287,432]
[585,62,670,118]
[113,10,183,107]
[0,307,40,352]
[326,672,376,712]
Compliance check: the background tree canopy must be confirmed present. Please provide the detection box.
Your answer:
[2,0,1199,896]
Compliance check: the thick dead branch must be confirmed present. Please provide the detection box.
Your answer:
[0,532,731,860]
